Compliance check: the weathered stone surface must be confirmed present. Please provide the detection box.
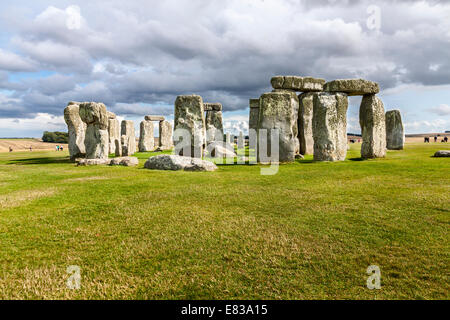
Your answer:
[434,150,450,157]
[385,110,404,150]
[205,107,223,144]
[108,118,120,155]
[144,155,217,171]
[159,120,173,150]
[79,102,109,159]
[271,76,326,92]
[360,94,386,159]
[138,120,154,152]
[324,79,379,96]
[114,139,122,157]
[145,115,165,121]
[109,156,139,166]
[238,131,245,149]
[64,102,86,161]
[298,92,315,155]
[249,99,260,131]
[225,133,232,144]
[203,103,222,111]
[174,95,205,158]
[206,141,236,158]
[258,91,299,162]
[77,158,110,166]
[121,120,136,156]
[107,111,116,119]
[312,93,348,161]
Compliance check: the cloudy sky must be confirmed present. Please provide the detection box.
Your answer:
[0,0,449,137]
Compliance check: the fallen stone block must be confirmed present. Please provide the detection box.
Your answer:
[109,156,139,166]
[434,150,450,157]
[77,158,110,166]
[144,155,217,171]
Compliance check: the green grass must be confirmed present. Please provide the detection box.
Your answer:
[0,143,448,299]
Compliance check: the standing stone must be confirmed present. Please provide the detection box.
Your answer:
[238,131,245,149]
[174,95,205,158]
[108,117,120,155]
[64,102,86,161]
[298,92,315,155]
[360,95,386,159]
[312,93,348,161]
[159,120,173,150]
[78,102,109,159]
[249,99,260,131]
[205,103,223,144]
[385,110,404,150]
[115,140,122,157]
[226,133,232,144]
[139,120,154,152]
[121,120,136,156]
[258,91,299,162]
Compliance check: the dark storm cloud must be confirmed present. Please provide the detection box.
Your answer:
[0,0,449,119]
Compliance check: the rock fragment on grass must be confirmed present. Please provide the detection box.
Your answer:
[434,150,450,157]
[144,155,217,171]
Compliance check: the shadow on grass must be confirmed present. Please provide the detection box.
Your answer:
[7,157,72,165]
[348,157,364,161]
[296,159,314,164]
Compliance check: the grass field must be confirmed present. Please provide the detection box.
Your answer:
[0,143,448,299]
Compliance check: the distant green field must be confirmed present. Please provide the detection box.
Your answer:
[0,143,448,299]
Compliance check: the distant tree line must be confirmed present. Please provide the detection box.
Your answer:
[42,131,69,143]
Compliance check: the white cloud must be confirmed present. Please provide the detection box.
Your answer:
[0,48,35,72]
[36,5,84,31]
[65,5,82,30]
[0,113,65,131]
[223,120,248,136]
[428,104,450,116]
[404,118,448,133]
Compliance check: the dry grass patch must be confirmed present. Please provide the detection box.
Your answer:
[65,176,110,183]
[0,188,56,209]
